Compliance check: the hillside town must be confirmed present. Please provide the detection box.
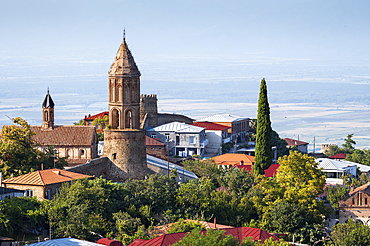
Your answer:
[1,37,370,246]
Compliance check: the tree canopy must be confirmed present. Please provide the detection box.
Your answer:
[254,78,272,176]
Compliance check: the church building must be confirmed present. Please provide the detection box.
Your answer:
[31,90,98,166]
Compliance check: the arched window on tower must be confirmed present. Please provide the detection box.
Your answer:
[125,110,133,129]
[112,109,120,129]
[45,111,48,121]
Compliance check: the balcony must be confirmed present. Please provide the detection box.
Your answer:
[200,139,209,148]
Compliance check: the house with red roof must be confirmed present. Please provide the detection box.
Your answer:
[235,164,280,177]
[212,153,255,167]
[329,153,347,160]
[192,122,230,156]
[84,111,109,132]
[1,168,93,200]
[284,138,309,153]
[128,227,279,246]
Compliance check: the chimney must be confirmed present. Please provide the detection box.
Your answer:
[41,164,44,170]
[53,170,60,175]
[214,217,217,229]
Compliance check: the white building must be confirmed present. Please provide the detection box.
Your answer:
[146,122,208,157]
[316,158,359,184]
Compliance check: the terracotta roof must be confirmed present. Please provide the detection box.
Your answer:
[191,122,231,131]
[109,38,140,76]
[284,138,309,146]
[145,136,165,146]
[329,153,347,159]
[349,182,370,196]
[96,238,123,246]
[129,227,279,246]
[212,153,254,166]
[30,125,96,146]
[2,168,93,186]
[84,111,109,121]
[235,164,280,177]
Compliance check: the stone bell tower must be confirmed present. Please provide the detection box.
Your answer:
[103,35,147,180]
[42,89,54,129]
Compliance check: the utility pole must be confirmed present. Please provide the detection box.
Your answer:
[313,136,316,154]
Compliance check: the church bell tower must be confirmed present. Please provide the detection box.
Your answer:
[103,35,147,180]
[42,89,54,129]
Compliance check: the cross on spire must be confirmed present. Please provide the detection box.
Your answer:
[123,28,126,40]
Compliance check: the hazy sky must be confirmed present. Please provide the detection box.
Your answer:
[1,0,370,62]
[1,0,370,150]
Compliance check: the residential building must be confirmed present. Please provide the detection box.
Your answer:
[284,138,309,153]
[1,169,93,200]
[146,122,208,157]
[329,153,347,160]
[0,187,24,200]
[235,164,280,177]
[196,114,249,143]
[31,90,98,167]
[338,183,370,225]
[191,121,230,156]
[28,238,104,246]
[84,111,109,132]
[316,158,359,185]
[212,153,254,167]
[146,136,166,160]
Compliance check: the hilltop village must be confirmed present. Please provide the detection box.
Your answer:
[1,37,370,246]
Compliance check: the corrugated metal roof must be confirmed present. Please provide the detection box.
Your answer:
[3,168,93,186]
[29,238,102,246]
[197,114,248,123]
[147,122,205,133]
[146,155,198,179]
[315,158,356,171]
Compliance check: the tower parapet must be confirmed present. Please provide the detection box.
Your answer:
[140,94,158,128]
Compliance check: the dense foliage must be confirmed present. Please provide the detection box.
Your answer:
[254,78,272,175]
[326,219,370,246]
[0,117,68,178]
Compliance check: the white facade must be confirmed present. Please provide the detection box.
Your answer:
[146,122,208,157]
[316,158,357,184]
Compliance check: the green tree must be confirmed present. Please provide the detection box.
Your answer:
[342,133,356,154]
[218,169,254,197]
[271,130,289,158]
[324,145,342,157]
[0,197,47,238]
[254,78,272,176]
[167,219,205,234]
[327,219,370,246]
[92,116,109,130]
[346,149,370,166]
[171,228,244,246]
[182,159,222,186]
[325,185,349,210]
[73,119,85,125]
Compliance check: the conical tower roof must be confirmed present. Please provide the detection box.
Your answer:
[42,90,54,108]
[109,38,140,77]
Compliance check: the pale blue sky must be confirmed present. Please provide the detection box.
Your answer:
[1,0,370,61]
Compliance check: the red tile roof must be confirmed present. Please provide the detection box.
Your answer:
[191,122,230,131]
[96,238,123,246]
[284,138,309,146]
[2,168,93,186]
[212,153,255,166]
[235,164,280,177]
[84,111,109,121]
[128,227,279,246]
[30,125,96,147]
[329,153,347,159]
[145,136,165,146]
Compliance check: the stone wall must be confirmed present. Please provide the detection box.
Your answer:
[103,129,147,180]
[146,146,167,160]
[140,94,158,128]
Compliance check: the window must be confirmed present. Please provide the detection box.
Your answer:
[56,187,60,194]
[165,133,170,141]
[151,134,157,138]
[113,153,117,159]
[176,136,180,145]
[352,197,355,205]
[365,198,368,205]
[189,136,195,144]
[81,149,85,155]
[46,188,52,200]
[25,189,33,197]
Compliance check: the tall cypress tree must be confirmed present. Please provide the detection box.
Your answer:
[253,78,272,176]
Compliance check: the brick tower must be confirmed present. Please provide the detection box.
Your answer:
[103,36,147,180]
[42,89,55,129]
